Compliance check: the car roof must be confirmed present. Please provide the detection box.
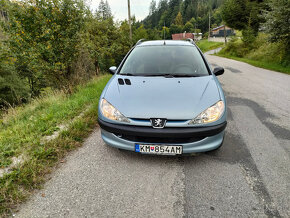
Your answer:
[136,40,195,47]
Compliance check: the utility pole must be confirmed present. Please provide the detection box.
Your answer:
[224,24,227,44]
[127,0,132,41]
[195,2,198,42]
[163,22,166,40]
[208,11,211,41]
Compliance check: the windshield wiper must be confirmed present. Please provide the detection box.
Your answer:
[159,74,201,78]
[141,74,165,77]
[120,73,202,77]
[170,74,200,77]
[120,73,134,76]
[140,74,196,78]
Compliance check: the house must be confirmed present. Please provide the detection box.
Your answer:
[210,25,234,37]
[172,32,194,40]
[193,33,203,41]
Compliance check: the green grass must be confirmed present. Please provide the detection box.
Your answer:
[196,40,224,53]
[0,74,111,216]
[215,34,290,75]
[216,53,290,74]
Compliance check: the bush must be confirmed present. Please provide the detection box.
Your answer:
[219,33,290,68]
[246,39,289,67]
[219,37,250,57]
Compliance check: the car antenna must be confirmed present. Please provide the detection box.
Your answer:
[163,22,166,45]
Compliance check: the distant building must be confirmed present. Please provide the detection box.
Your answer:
[193,33,203,41]
[210,25,234,37]
[172,32,194,40]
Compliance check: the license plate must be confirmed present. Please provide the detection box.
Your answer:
[135,144,182,155]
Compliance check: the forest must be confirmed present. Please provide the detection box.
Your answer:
[143,0,224,36]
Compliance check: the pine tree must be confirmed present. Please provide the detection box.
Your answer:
[149,0,157,15]
[175,12,183,25]
[104,0,112,19]
[222,0,264,36]
[97,0,112,19]
[263,0,290,47]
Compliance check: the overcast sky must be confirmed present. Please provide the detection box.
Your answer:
[89,0,160,21]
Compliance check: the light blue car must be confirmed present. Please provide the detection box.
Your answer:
[98,39,227,155]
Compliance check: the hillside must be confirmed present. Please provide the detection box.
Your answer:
[143,0,224,36]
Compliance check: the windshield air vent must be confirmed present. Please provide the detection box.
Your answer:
[118,79,124,85]
[125,79,131,85]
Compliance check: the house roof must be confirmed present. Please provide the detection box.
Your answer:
[211,25,226,31]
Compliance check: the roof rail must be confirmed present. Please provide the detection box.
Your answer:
[186,38,195,45]
[136,39,146,45]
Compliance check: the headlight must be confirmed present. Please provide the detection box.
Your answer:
[100,98,130,123]
[189,101,225,124]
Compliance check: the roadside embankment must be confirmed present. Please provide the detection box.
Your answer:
[0,74,111,216]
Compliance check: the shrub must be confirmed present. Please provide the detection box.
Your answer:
[219,33,290,68]
[219,37,250,57]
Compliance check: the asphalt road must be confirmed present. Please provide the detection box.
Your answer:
[16,55,290,218]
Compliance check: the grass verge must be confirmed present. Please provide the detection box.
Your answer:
[196,40,224,53]
[216,53,290,75]
[215,34,290,75]
[0,74,111,216]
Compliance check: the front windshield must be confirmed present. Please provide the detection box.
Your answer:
[119,45,209,77]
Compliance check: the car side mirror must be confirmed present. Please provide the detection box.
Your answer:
[213,67,224,76]
[109,66,117,75]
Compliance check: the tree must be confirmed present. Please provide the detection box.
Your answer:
[149,0,157,15]
[183,0,195,22]
[189,17,196,27]
[183,21,194,32]
[170,24,182,34]
[0,0,136,106]
[143,0,225,34]
[221,0,248,30]
[175,12,183,25]
[162,26,171,39]
[2,0,89,94]
[0,40,29,106]
[169,0,182,24]
[212,8,223,26]
[263,0,290,48]
[133,24,148,43]
[148,0,158,27]
[85,16,117,73]
[97,0,112,20]
[147,27,163,40]
[222,0,265,42]
[159,10,169,27]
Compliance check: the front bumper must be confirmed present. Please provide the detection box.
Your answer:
[98,118,227,153]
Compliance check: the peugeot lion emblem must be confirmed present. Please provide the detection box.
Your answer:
[150,118,167,128]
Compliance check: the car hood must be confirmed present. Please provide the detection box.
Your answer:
[104,75,221,120]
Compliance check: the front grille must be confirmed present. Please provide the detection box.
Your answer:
[116,134,205,144]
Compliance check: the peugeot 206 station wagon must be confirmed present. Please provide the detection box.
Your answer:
[98,39,227,155]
